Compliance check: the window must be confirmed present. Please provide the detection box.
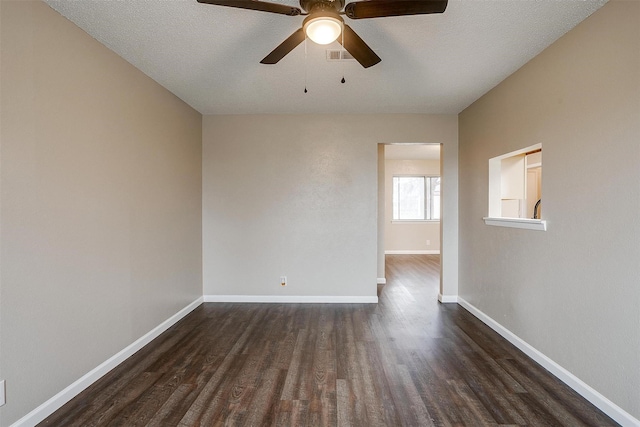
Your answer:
[392,176,440,221]
[485,143,546,231]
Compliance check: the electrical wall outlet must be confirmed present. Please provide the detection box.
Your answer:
[0,379,6,406]
[426,239,431,246]
[280,276,287,286]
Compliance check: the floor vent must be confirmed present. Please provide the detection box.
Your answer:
[326,49,355,61]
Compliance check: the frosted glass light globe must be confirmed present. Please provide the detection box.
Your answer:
[304,17,342,45]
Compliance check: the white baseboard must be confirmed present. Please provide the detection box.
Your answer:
[377,278,387,285]
[385,250,440,255]
[12,297,204,427]
[438,293,458,304]
[438,293,458,303]
[457,297,640,427]
[203,295,378,304]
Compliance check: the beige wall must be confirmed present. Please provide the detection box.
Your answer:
[384,159,441,253]
[203,114,458,299]
[459,0,640,420]
[0,2,203,425]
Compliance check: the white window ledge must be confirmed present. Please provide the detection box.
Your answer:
[391,220,440,224]
[483,217,547,231]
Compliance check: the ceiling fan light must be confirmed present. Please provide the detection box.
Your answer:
[304,16,342,45]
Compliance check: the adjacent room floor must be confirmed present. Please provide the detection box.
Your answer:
[40,255,618,426]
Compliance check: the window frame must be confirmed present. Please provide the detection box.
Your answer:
[391,175,441,222]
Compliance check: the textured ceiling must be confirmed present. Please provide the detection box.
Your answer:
[44,0,606,115]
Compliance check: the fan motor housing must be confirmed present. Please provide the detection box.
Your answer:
[300,0,345,13]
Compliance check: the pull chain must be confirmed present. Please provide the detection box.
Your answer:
[304,36,308,93]
[341,26,346,84]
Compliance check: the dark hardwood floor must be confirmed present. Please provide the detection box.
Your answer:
[41,255,618,426]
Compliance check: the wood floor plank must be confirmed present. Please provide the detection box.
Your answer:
[39,255,620,427]
[335,379,351,427]
[145,384,197,427]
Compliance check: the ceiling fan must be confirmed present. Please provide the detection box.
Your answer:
[197,0,448,68]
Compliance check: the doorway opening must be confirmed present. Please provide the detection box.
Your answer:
[377,143,443,299]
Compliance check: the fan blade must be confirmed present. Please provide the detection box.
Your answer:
[345,0,447,19]
[197,0,301,16]
[260,28,306,64]
[337,25,381,68]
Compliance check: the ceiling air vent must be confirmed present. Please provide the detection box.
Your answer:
[326,49,355,62]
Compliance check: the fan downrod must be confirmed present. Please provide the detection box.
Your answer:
[300,0,345,13]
